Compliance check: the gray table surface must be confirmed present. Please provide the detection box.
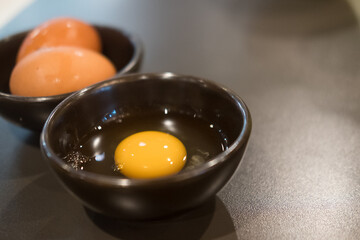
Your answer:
[1,0,360,239]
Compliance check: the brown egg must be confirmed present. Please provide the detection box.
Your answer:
[17,17,101,63]
[10,46,116,97]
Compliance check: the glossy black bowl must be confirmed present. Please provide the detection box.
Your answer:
[0,25,142,131]
[40,73,251,220]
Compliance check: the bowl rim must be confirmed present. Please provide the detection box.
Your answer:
[40,72,252,187]
[0,25,143,102]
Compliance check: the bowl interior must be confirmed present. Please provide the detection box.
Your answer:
[43,73,249,182]
[0,25,140,95]
[0,32,22,94]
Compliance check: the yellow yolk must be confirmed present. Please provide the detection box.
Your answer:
[114,131,187,179]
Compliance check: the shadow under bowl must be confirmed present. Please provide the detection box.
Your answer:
[0,25,143,131]
[40,72,252,220]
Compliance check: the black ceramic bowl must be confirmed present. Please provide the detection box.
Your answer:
[40,73,251,220]
[0,25,142,131]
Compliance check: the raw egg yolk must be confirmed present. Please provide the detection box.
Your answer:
[114,131,187,179]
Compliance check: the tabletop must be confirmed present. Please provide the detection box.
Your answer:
[0,0,360,239]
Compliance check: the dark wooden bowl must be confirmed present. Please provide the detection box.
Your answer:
[40,73,252,220]
[0,25,143,131]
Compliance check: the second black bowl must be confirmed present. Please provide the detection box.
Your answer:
[0,25,143,131]
[41,72,252,220]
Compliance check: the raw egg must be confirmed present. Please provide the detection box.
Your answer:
[17,17,101,63]
[114,131,187,179]
[10,46,116,97]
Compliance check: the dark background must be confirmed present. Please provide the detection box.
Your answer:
[0,0,360,239]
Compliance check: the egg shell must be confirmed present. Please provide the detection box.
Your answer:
[10,46,116,97]
[17,17,102,62]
